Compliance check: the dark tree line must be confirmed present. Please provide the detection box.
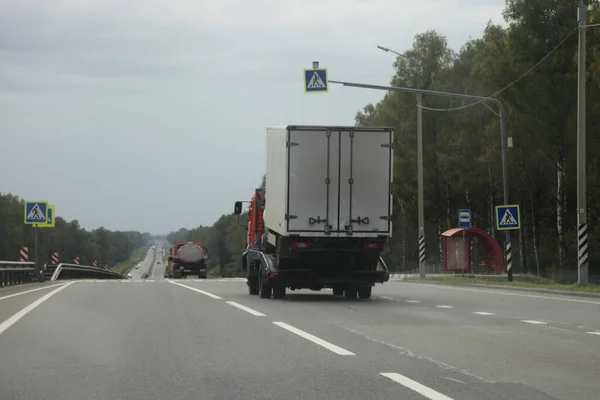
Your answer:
[0,193,151,266]
[355,0,600,282]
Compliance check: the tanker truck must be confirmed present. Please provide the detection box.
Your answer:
[169,242,209,279]
[233,125,392,300]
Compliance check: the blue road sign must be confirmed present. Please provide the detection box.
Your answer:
[495,204,521,230]
[458,209,471,228]
[24,201,48,225]
[304,68,328,93]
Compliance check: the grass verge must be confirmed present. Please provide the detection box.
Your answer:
[406,275,600,294]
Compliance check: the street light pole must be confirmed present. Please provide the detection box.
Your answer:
[330,80,512,280]
[377,46,426,277]
[577,0,589,284]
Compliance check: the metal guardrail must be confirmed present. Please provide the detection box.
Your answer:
[0,261,42,287]
[50,263,126,281]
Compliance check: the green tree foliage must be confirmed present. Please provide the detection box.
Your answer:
[0,193,151,266]
[356,0,600,282]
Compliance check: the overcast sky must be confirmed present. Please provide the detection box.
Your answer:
[0,0,506,235]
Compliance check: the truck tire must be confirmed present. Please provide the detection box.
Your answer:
[248,277,259,295]
[358,286,372,299]
[333,287,343,296]
[273,283,286,299]
[344,288,357,299]
[259,272,272,299]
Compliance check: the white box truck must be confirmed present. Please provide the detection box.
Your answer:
[234,125,393,299]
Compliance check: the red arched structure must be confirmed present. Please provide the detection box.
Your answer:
[441,228,504,274]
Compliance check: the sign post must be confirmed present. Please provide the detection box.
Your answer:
[458,209,472,273]
[24,201,48,271]
[495,204,521,280]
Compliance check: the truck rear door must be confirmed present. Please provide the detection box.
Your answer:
[286,126,340,234]
[338,128,393,236]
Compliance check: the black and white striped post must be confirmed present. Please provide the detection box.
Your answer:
[418,235,426,265]
[505,240,512,279]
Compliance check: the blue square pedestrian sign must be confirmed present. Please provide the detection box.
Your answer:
[24,201,48,225]
[495,204,521,230]
[304,68,328,93]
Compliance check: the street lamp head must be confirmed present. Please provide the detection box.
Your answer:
[377,45,390,52]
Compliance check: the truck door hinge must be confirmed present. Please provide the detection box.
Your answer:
[344,225,353,235]
[380,215,392,221]
[285,214,298,220]
[381,143,392,148]
[286,141,299,147]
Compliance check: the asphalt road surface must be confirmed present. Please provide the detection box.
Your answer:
[1,279,599,400]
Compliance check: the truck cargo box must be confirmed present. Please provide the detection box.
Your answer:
[264,125,394,239]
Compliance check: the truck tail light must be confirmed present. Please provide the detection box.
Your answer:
[383,273,389,282]
[362,241,383,249]
[268,273,276,280]
[291,241,311,249]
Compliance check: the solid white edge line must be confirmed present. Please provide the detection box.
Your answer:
[273,321,355,356]
[0,283,66,301]
[226,301,266,316]
[400,282,600,305]
[168,280,222,299]
[521,320,547,325]
[0,281,75,336]
[380,372,454,400]
[473,312,496,316]
[586,332,600,336]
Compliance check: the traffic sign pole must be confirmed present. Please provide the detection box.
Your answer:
[458,209,471,275]
[34,224,38,271]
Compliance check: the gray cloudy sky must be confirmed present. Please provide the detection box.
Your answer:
[0,0,506,235]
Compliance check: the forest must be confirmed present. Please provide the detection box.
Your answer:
[0,193,151,267]
[168,1,600,283]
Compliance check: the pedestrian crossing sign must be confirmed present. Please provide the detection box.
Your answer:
[24,201,48,225]
[495,204,521,230]
[304,68,328,93]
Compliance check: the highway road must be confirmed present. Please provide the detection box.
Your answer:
[0,279,599,399]
[128,243,166,280]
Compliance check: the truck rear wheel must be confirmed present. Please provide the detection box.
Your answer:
[259,272,272,299]
[344,288,357,299]
[248,277,259,295]
[273,283,286,299]
[358,286,372,299]
[333,287,343,296]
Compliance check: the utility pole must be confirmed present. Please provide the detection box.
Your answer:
[377,46,426,277]
[417,92,425,278]
[577,0,589,284]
